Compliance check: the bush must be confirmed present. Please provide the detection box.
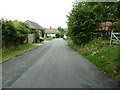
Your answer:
[35,31,40,43]
[67,38,120,83]
[67,2,119,45]
[61,34,64,38]
[109,21,120,32]
[56,33,61,38]
[2,19,30,48]
[67,3,100,45]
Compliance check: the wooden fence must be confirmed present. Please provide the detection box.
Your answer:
[110,30,120,46]
[28,34,35,44]
[96,31,111,40]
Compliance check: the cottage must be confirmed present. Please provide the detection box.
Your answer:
[25,20,44,34]
[45,28,60,38]
[25,20,45,43]
[101,22,112,31]
[97,22,112,40]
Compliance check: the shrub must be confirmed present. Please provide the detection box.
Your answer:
[35,31,40,43]
[56,33,61,38]
[67,2,119,45]
[2,19,30,48]
[67,3,100,45]
[61,34,64,38]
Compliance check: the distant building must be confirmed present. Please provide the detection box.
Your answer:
[97,21,113,40]
[25,20,45,43]
[25,20,44,30]
[45,28,60,38]
[25,20,45,37]
[98,22,112,31]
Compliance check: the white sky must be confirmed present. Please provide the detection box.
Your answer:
[0,0,76,28]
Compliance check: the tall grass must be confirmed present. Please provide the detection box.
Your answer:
[2,44,38,62]
[67,38,120,84]
[44,38,53,41]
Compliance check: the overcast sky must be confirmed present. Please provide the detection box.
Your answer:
[0,0,76,28]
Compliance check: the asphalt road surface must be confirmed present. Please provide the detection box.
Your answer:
[3,38,118,88]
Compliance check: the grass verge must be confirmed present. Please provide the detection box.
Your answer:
[67,38,120,84]
[1,44,39,62]
[44,38,53,41]
[35,41,44,44]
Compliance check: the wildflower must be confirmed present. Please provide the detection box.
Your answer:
[91,52,96,56]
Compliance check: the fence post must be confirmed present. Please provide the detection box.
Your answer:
[110,30,113,46]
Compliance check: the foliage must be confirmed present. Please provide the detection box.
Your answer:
[67,38,120,83]
[67,2,119,45]
[41,30,45,37]
[58,26,66,38]
[66,1,120,84]
[109,21,120,32]
[44,38,53,41]
[29,27,36,33]
[58,26,66,35]
[2,19,30,48]
[93,2,118,21]
[61,34,64,38]
[67,2,99,45]
[13,20,30,43]
[0,19,2,30]
[35,31,40,43]
[2,44,38,61]
[56,33,61,38]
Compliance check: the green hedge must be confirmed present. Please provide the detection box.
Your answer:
[67,2,119,45]
[1,19,30,49]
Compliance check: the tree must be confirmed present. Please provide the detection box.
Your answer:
[35,31,40,43]
[67,2,100,45]
[67,2,119,45]
[2,19,30,48]
[61,34,64,38]
[58,26,66,35]
[56,33,61,38]
[2,19,17,48]
[13,20,30,44]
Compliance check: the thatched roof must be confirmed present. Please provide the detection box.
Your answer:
[102,22,112,31]
[45,28,60,34]
[25,20,44,30]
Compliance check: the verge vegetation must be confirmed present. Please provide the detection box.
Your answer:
[1,19,30,49]
[67,2,120,45]
[66,1,120,85]
[44,38,53,41]
[2,44,39,62]
[67,38,120,84]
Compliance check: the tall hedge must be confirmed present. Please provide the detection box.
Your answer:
[35,31,40,43]
[56,33,61,38]
[67,2,119,45]
[2,19,30,48]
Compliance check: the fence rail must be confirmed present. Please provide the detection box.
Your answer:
[110,30,120,46]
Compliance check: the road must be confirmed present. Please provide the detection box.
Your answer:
[3,38,118,88]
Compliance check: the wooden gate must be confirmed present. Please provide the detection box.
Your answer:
[110,30,120,46]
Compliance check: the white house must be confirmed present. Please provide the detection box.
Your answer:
[45,28,60,38]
